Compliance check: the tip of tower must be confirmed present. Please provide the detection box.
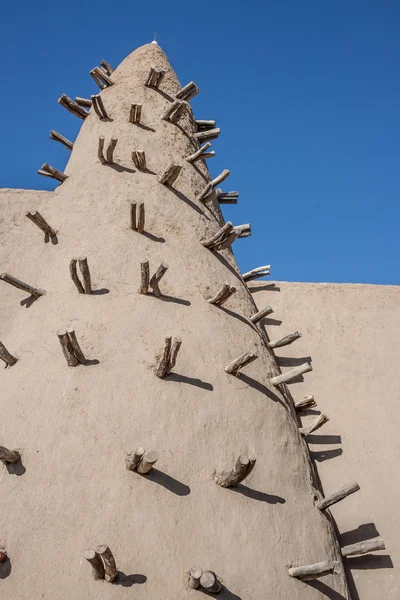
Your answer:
[151,40,158,45]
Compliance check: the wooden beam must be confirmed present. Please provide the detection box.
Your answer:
[140,261,150,294]
[159,164,182,186]
[75,97,92,108]
[125,447,145,471]
[0,446,20,464]
[38,163,68,183]
[137,203,145,233]
[58,94,88,119]
[106,138,118,164]
[225,351,258,375]
[91,66,114,88]
[129,103,142,124]
[202,187,222,205]
[218,191,239,205]
[194,128,220,142]
[295,395,317,410]
[187,566,203,589]
[0,272,45,298]
[200,151,215,159]
[131,150,147,171]
[136,450,159,474]
[200,571,222,593]
[150,262,169,298]
[167,337,182,373]
[49,130,73,150]
[91,94,108,120]
[341,539,385,557]
[242,265,270,282]
[287,560,339,580]
[300,414,328,437]
[234,223,251,238]
[95,545,117,582]
[162,100,182,121]
[156,336,172,377]
[98,136,106,164]
[170,100,188,123]
[145,67,166,88]
[316,482,360,511]
[100,59,114,75]
[66,329,87,365]
[268,331,302,349]
[270,362,312,386]
[26,211,56,238]
[57,330,79,367]
[211,169,230,187]
[214,455,256,488]
[207,283,237,306]
[84,549,105,580]
[78,257,92,294]
[196,119,216,128]
[249,305,273,324]
[176,81,200,101]
[185,142,211,163]
[202,222,239,251]
[0,341,18,367]
[69,259,85,294]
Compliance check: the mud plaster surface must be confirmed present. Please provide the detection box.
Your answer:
[0,45,349,599]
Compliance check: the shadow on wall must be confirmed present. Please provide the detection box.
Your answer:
[144,468,190,496]
[113,571,147,587]
[0,557,11,579]
[230,484,285,504]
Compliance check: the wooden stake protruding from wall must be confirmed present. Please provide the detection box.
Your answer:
[140,261,150,294]
[69,259,84,294]
[75,97,92,108]
[295,395,317,410]
[58,94,88,119]
[196,119,216,130]
[129,103,142,124]
[90,66,114,89]
[95,545,117,582]
[242,265,270,282]
[194,128,220,142]
[57,329,87,366]
[315,482,360,511]
[0,272,45,298]
[268,331,302,349]
[249,305,274,324]
[0,446,20,464]
[100,59,114,75]
[149,262,169,297]
[214,455,256,488]
[234,223,251,238]
[175,81,199,101]
[84,549,105,580]
[200,571,222,594]
[98,136,106,164]
[185,142,212,163]
[145,67,166,88]
[98,137,118,164]
[49,130,73,150]
[187,566,203,589]
[225,351,258,375]
[202,222,240,251]
[159,164,182,186]
[156,336,182,378]
[130,203,145,233]
[287,560,339,580]
[207,283,237,306]
[218,192,239,205]
[132,151,147,171]
[91,94,109,120]
[211,169,230,188]
[38,163,68,183]
[197,184,222,204]
[78,257,92,294]
[300,413,328,437]
[126,447,158,474]
[26,211,56,240]
[270,362,312,386]
[341,539,385,557]
[0,341,18,367]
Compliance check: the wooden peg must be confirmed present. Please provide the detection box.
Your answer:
[175,81,200,102]
[187,566,203,589]
[295,395,316,410]
[90,66,113,88]
[129,103,142,124]
[300,414,328,437]
[90,69,105,90]
[149,262,169,298]
[270,362,312,386]
[130,203,137,231]
[0,341,18,367]
[268,331,302,349]
[140,261,150,294]
[249,305,273,324]
[145,67,166,88]
[207,283,237,306]
[131,150,147,171]
[341,539,385,557]
[315,482,360,511]
[0,272,45,298]
[218,191,239,205]
[84,549,105,580]
[38,163,68,183]
[100,59,114,75]
[58,94,88,119]
[196,119,216,129]
[211,169,230,188]
[156,336,182,377]
[69,259,85,294]
[106,138,118,164]
[162,100,182,121]
[75,97,92,108]
[0,446,20,464]
[159,164,182,186]
[168,337,182,373]
[242,265,270,282]
[66,329,87,365]
[197,182,213,202]
[225,351,258,375]
[49,130,73,150]
[185,142,211,163]
[57,330,79,367]
[95,545,117,582]
[136,449,159,474]
[214,455,256,488]
[202,222,238,251]
[200,151,215,159]
[170,100,189,123]
[200,571,222,594]
[125,447,145,471]
[98,136,106,164]
[25,211,56,239]
[78,257,92,294]
[234,223,251,238]
[194,128,220,142]
[201,187,222,205]
[137,203,145,233]
[287,560,339,580]
[91,94,108,120]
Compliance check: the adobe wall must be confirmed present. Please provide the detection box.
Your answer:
[250,280,400,600]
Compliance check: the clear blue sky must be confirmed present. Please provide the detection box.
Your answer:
[1,1,399,284]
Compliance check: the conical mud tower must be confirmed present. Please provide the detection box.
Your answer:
[1,43,374,598]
